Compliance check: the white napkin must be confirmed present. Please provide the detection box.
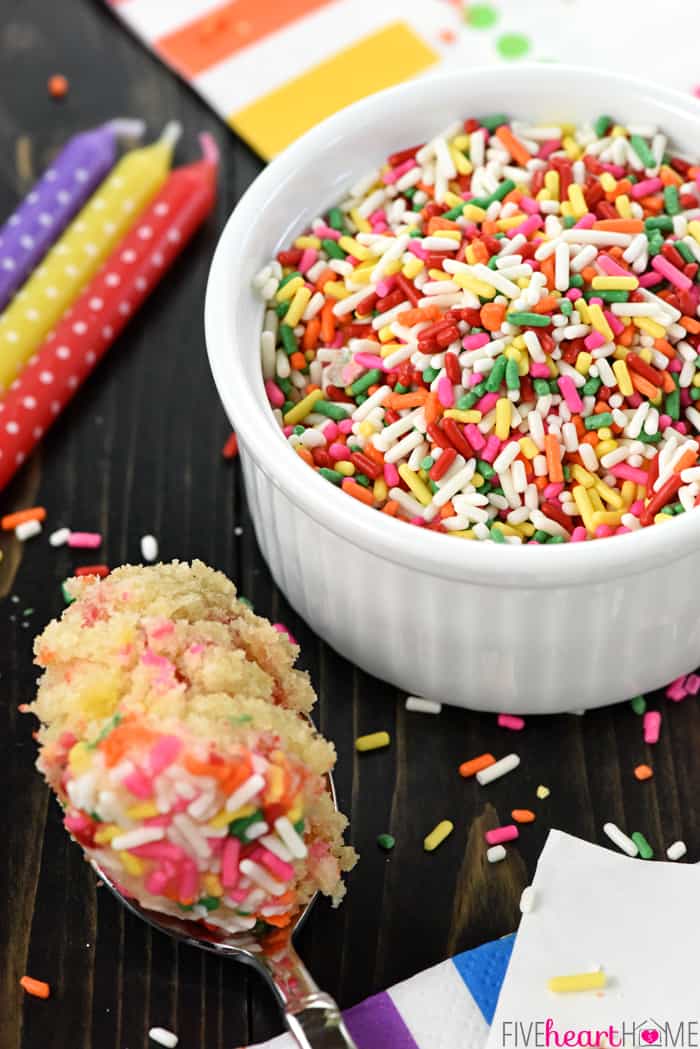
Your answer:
[487,830,700,1048]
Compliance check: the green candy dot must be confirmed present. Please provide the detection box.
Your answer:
[466,3,498,29]
[496,32,531,60]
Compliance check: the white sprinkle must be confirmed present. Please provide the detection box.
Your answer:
[603,822,638,858]
[111,826,165,851]
[260,834,293,862]
[239,859,286,896]
[274,815,308,859]
[140,534,158,562]
[519,886,536,913]
[15,519,42,541]
[666,840,687,862]
[477,753,520,786]
[148,1027,179,1048]
[49,526,70,547]
[405,696,442,715]
[487,845,506,864]
[225,773,265,812]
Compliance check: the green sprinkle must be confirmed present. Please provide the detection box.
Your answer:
[394,382,409,394]
[421,456,434,471]
[569,273,584,288]
[533,529,549,543]
[637,430,662,444]
[279,324,297,355]
[238,596,253,608]
[631,831,654,860]
[533,378,551,397]
[443,203,467,221]
[663,185,681,216]
[581,377,602,396]
[277,271,302,290]
[645,216,673,234]
[479,113,509,132]
[422,367,440,383]
[355,474,371,488]
[294,818,305,835]
[562,215,576,229]
[61,582,75,605]
[275,301,289,318]
[230,714,253,725]
[277,376,293,396]
[349,368,382,396]
[587,289,629,303]
[485,355,507,392]
[457,392,477,410]
[89,811,102,823]
[630,695,646,715]
[319,467,343,485]
[505,357,520,391]
[472,381,488,398]
[477,459,495,479]
[486,178,517,205]
[428,479,439,494]
[546,535,566,544]
[675,240,695,264]
[377,833,396,850]
[87,713,122,750]
[691,388,700,401]
[465,2,498,28]
[313,400,350,421]
[293,424,305,435]
[178,903,194,912]
[584,412,613,430]
[560,299,573,316]
[506,311,551,327]
[328,207,347,232]
[490,526,505,543]
[199,896,221,911]
[665,388,680,421]
[22,607,34,616]
[629,135,655,169]
[593,115,613,137]
[322,238,346,260]
[228,809,265,840]
[496,32,531,60]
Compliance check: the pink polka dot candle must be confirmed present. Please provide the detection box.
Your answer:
[0,135,219,492]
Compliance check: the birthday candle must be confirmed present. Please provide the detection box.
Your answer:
[0,119,144,313]
[0,135,219,492]
[0,121,181,393]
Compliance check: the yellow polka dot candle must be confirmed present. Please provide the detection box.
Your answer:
[0,122,181,392]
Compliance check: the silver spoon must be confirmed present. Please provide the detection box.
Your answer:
[94,771,358,1049]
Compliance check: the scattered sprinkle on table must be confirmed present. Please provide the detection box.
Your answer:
[257,114,700,546]
[15,519,42,541]
[497,713,525,731]
[548,970,606,994]
[643,709,662,743]
[2,507,46,530]
[19,975,50,999]
[512,808,536,823]
[48,74,69,99]
[74,564,110,578]
[68,531,102,549]
[355,731,390,752]
[667,840,687,861]
[603,821,638,857]
[222,431,239,459]
[424,819,454,852]
[459,752,495,778]
[377,833,395,850]
[485,824,519,845]
[49,527,71,547]
[476,752,520,785]
[405,695,442,714]
[634,763,653,781]
[148,1028,179,1048]
[630,694,647,715]
[631,830,654,859]
[536,784,550,799]
[486,844,506,863]
[140,534,158,562]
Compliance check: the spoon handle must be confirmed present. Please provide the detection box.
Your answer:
[263,942,358,1048]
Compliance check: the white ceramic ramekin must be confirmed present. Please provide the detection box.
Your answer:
[206,65,700,714]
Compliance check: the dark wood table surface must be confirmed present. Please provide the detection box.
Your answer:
[1,3,699,1047]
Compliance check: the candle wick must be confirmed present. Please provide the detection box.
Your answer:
[198,133,220,167]
[107,118,146,143]
[159,121,183,149]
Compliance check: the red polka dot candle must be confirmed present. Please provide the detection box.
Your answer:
[0,134,219,492]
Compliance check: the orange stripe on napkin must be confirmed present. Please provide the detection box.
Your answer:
[155,0,333,78]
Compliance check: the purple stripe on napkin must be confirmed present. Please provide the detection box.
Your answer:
[344,990,418,1049]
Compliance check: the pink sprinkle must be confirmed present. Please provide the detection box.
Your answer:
[252,846,295,882]
[498,713,525,731]
[355,353,385,371]
[468,372,483,387]
[518,195,540,215]
[148,619,175,640]
[149,736,182,775]
[566,288,582,302]
[658,414,672,430]
[475,392,499,415]
[465,423,485,451]
[627,392,643,408]
[221,838,241,890]
[570,526,588,542]
[597,254,630,277]
[337,418,353,434]
[383,158,417,184]
[322,421,338,442]
[485,825,519,846]
[144,815,171,827]
[537,139,562,159]
[508,214,542,239]
[605,309,625,336]
[573,213,595,229]
[68,531,102,549]
[407,240,428,260]
[600,162,626,178]
[588,297,604,307]
[638,271,661,288]
[609,463,649,486]
[594,525,614,537]
[685,673,700,696]
[557,375,583,413]
[273,622,298,645]
[298,248,318,275]
[667,682,688,702]
[206,837,225,853]
[65,813,92,833]
[437,377,454,408]
[282,425,294,437]
[543,482,564,500]
[384,462,400,486]
[122,769,154,799]
[584,330,607,351]
[462,332,490,351]
[652,255,693,291]
[669,358,682,373]
[529,362,551,378]
[145,868,171,895]
[615,525,631,535]
[631,177,663,199]
[188,643,205,655]
[375,276,396,298]
[314,224,339,240]
[265,380,285,408]
[228,887,247,903]
[369,209,386,225]
[629,499,645,516]
[330,332,344,349]
[178,859,199,900]
[481,435,501,463]
[341,361,364,386]
[329,442,351,462]
[409,516,425,527]
[130,841,185,862]
[643,710,662,744]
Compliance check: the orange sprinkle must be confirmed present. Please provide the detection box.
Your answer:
[470,239,489,264]
[540,254,555,290]
[302,315,320,350]
[592,219,644,233]
[320,301,335,344]
[1,506,46,531]
[48,74,69,99]
[296,446,314,467]
[20,976,50,999]
[289,351,306,371]
[544,433,563,483]
[459,753,496,778]
[427,216,461,233]
[384,390,429,410]
[424,390,442,426]
[630,372,660,400]
[396,305,441,326]
[221,432,238,460]
[681,315,700,334]
[659,166,683,187]
[342,478,374,506]
[511,809,536,824]
[618,324,635,346]
[634,764,654,782]
[480,302,506,332]
[314,267,336,291]
[495,124,531,167]
[673,448,698,474]
[381,500,399,516]
[531,295,559,315]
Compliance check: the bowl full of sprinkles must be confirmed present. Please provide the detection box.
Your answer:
[254,111,700,545]
[206,68,700,711]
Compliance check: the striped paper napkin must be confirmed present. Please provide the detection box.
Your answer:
[105,0,700,160]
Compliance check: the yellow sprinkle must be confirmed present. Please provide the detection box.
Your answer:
[453,133,470,151]
[424,820,454,852]
[621,480,637,506]
[287,799,304,824]
[209,809,234,829]
[588,304,613,342]
[443,409,482,423]
[495,397,512,440]
[428,268,450,281]
[294,235,321,250]
[588,487,605,512]
[610,124,627,138]
[350,209,371,234]
[203,874,224,898]
[548,971,607,994]
[433,229,462,241]
[449,529,476,539]
[265,764,285,804]
[373,477,388,503]
[462,204,487,222]
[616,194,632,219]
[638,347,653,364]
[608,360,634,400]
[544,170,560,198]
[573,485,595,533]
[472,472,485,488]
[519,437,539,460]
[497,214,528,231]
[536,785,550,800]
[356,731,391,752]
[284,286,312,328]
[276,275,303,302]
[519,521,536,538]
[596,439,618,458]
[596,427,612,441]
[454,272,496,299]
[335,461,355,477]
[94,824,122,845]
[687,219,700,244]
[654,512,674,524]
[450,145,472,175]
[402,256,424,279]
[634,316,666,339]
[591,275,638,292]
[571,465,596,488]
[562,135,582,160]
[636,483,647,502]
[119,851,144,877]
[284,389,324,426]
[443,191,464,209]
[227,803,257,822]
[559,202,574,218]
[536,188,552,203]
[600,172,617,193]
[126,802,159,820]
[594,479,624,511]
[378,325,394,343]
[575,351,593,375]
[358,419,379,438]
[576,298,591,325]
[398,463,432,506]
[567,184,587,218]
[591,510,622,527]
[694,373,700,389]
[323,280,349,300]
[338,236,371,260]
[68,742,92,775]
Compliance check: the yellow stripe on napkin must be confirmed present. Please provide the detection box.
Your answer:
[230,21,439,159]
